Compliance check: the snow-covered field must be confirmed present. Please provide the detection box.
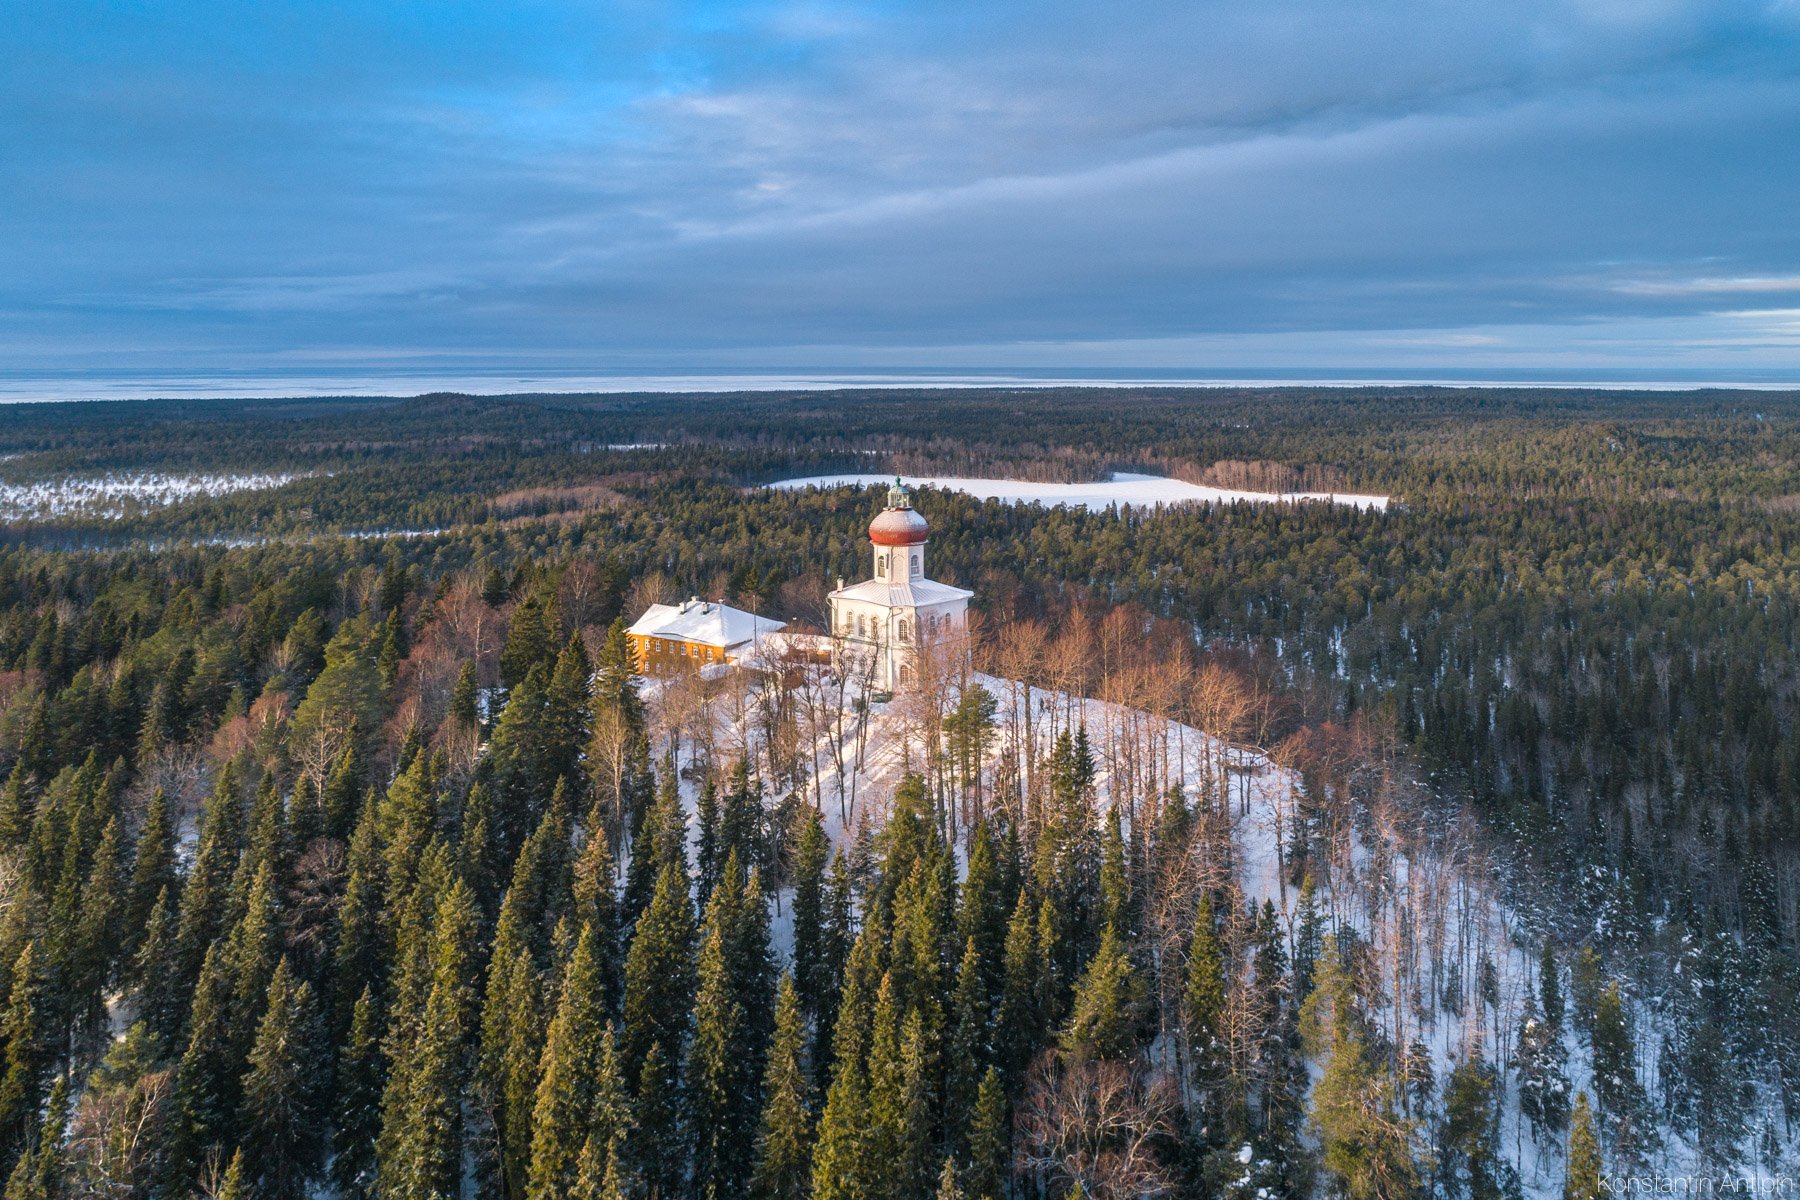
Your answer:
[767,471,1389,511]
[0,471,307,521]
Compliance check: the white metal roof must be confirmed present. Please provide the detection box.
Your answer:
[626,599,786,649]
[828,577,973,607]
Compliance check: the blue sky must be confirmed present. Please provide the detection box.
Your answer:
[5,0,1800,382]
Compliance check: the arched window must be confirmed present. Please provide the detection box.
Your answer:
[898,618,910,643]
[912,552,920,573]
[879,554,888,577]
[856,614,866,638]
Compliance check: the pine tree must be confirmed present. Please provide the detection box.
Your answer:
[333,986,384,1200]
[239,958,325,1200]
[1564,1093,1603,1200]
[752,973,813,1200]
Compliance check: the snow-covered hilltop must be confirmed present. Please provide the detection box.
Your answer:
[657,651,1780,1195]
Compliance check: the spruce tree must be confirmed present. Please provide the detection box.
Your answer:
[1515,995,1570,1146]
[689,890,758,1198]
[996,890,1041,1081]
[1063,923,1142,1061]
[333,986,384,1200]
[572,821,622,1017]
[377,879,480,1200]
[1185,896,1226,1087]
[791,807,829,1020]
[529,925,610,1200]
[1565,1093,1603,1200]
[752,973,813,1200]
[0,941,45,1162]
[633,1040,686,1200]
[620,861,696,1089]
[1540,939,1564,1029]
[1590,981,1642,1123]
[965,1067,1008,1200]
[239,958,325,1200]
[1441,1058,1501,1200]
[811,962,875,1200]
[1302,942,1416,1200]
[166,942,239,1194]
[128,786,178,948]
[946,936,990,1137]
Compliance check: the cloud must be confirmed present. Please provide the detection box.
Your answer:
[2,0,1799,376]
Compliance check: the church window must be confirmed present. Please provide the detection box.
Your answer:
[898,618,910,642]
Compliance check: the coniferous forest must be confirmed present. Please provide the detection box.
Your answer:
[0,386,1797,1198]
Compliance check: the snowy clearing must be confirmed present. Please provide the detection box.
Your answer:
[0,471,309,521]
[766,471,1389,511]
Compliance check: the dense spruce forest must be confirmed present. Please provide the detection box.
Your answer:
[0,386,1796,1198]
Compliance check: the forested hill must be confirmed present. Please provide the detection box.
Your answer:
[0,387,1795,1196]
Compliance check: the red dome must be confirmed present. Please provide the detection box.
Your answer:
[870,505,929,546]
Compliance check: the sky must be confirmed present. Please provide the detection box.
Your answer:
[5,0,1800,388]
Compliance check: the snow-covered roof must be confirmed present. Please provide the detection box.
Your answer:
[627,599,786,649]
[828,577,973,607]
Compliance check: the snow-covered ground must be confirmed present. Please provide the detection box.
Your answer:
[0,470,308,521]
[655,661,1760,1192]
[766,471,1389,512]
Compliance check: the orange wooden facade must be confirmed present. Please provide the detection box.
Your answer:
[628,632,731,676]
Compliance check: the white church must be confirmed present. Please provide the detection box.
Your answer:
[627,479,971,690]
[828,479,972,690]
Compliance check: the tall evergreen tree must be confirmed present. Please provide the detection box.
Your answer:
[529,925,611,1200]
[621,861,696,1090]
[333,986,384,1200]
[0,944,44,1163]
[239,958,326,1200]
[377,879,480,1200]
[1565,1094,1603,1200]
[1063,923,1143,1061]
[752,973,813,1200]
